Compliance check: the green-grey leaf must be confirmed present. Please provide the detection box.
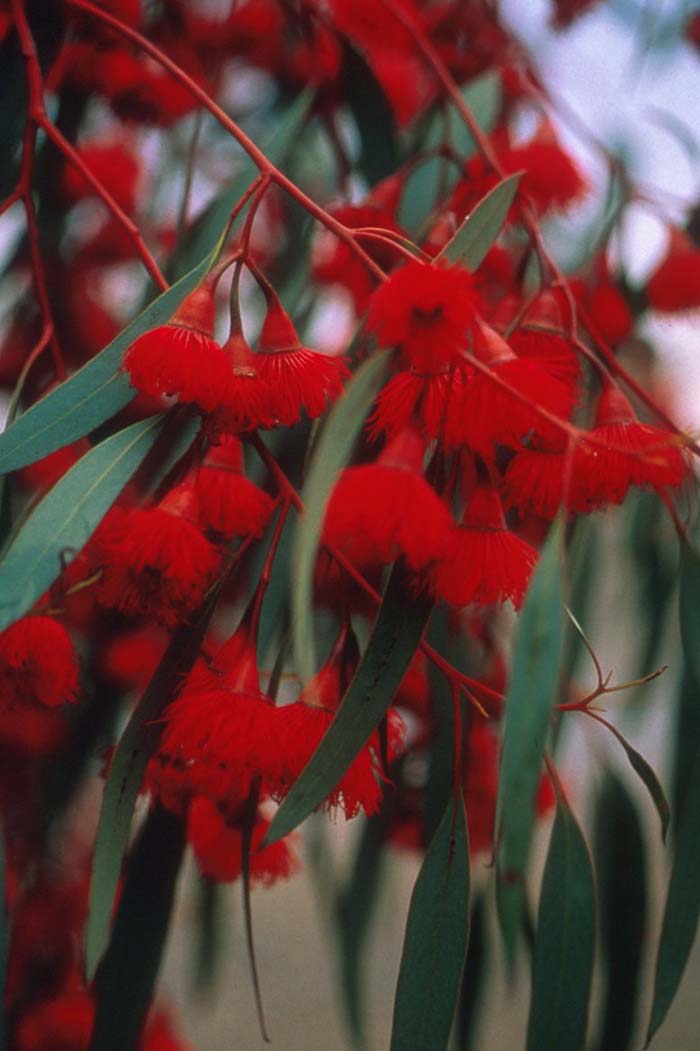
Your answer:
[648,743,700,1043]
[680,538,700,690]
[85,578,225,979]
[526,796,596,1051]
[391,795,470,1051]
[90,804,186,1051]
[0,415,163,632]
[266,562,432,846]
[495,519,564,964]
[594,771,648,1051]
[593,715,670,841]
[438,173,521,270]
[291,349,391,684]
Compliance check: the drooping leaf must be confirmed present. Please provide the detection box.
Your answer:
[526,794,596,1051]
[672,667,700,835]
[647,742,700,1043]
[391,794,470,1051]
[0,415,163,633]
[341,42,398,186]
[438,173,521,270]
[192,877,227,999]
[679,537,700,690]
[85,575,227,979]
[594,771,648,1051]
[629,490,677,677]
[174,90,313,277]
[495,519,564,963]
[336,814,386,1045]
[266,562,432,846]
[291,349,391,684]
[0,228,230,476]
[90,804,186,1051]
[456,893,489,1051]
[589,713,670,842]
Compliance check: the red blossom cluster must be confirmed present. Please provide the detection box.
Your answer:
[0,0,697,1046]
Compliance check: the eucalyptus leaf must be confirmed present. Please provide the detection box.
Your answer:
[266,562,432,846]
[291,349,391,684]
[647,743,700,1043]
[0,415,163,632]
[495,520,564,965]
[391,794,470,1051]
[438,173,521,270]
[526,795,596,1051]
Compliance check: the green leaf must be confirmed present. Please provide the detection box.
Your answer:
[456,894,489,1051]
[672,667,700,834]
[174,90,313,277]
[291,349,392,684]
[266,562,432,846]
[85,579,226,979]
[391,794,470,1051]
[0,415,163,632]
[0,236,228,476]
[647,742,700,1043]
[594,771,648,1051]
[495,520,564,963]
[438,173,521,270]
[591,714,670,842]
[342,43,398,186]
[90,804,186,1051]
[336,815,386,1045]
[526,795,596,1051]
[680,537,700,690]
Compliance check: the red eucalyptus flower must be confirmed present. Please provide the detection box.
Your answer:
[123,279,232,412]
[96,483,221,627]
[0,616,78,710]
[187,798,298,886]
[255,301,348,426]
[195,436,275,539]
[323,426,453,571]
[432,481,538,610]
[646,230,700,313]
[367,259,480,372]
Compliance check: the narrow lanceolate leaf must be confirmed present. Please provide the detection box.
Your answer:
[85,580,226,979]
[526,796,596,1051]
[595,772,648,1051]
[391,795,470,1051]
[679,538,700,690]
[0,416,162,633]
[647,744,700,1044]
[591,714,670,842]
[291,349,392,683]
[438,173,521,271]
[90,805,186,1051]
[495,520,564,963]
[266,562,432,846]
[0,241,224,476]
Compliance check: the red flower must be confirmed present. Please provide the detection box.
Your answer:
[367,259,480,372]
[367,368,465,442]
[646,231,700,313]
[323,427,453,571]
[574,384,687,508]
[431,482,538,610]
[151,623,286,810]
[255,302,348,426]
[0,616,78,709]
[211,332,276,434]
[195,436,275,539]
[102,626,169,690]
[14,990,94,1051]
[96,486,221,628]
[505,446,570,520]
[187,798,298,885]
[123,280,232,413]
[444,324,575,454]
